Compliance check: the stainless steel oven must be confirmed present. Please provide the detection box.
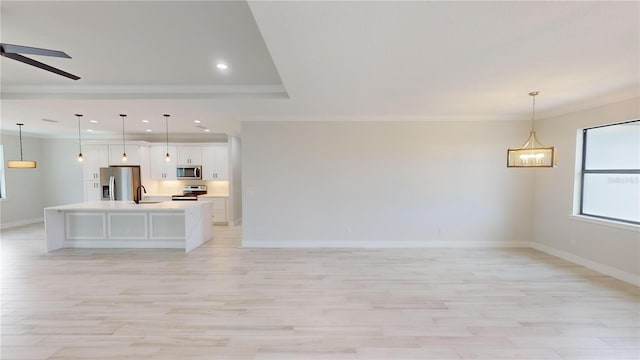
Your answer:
[171,185,207,201]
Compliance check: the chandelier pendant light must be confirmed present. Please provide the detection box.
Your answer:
[76,114,83,162]
[120,114,127,162]
[507,91,557,168]
[7,123,37,168]
[164,114,171,162]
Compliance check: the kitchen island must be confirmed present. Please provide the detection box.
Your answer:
[44,201,212,252]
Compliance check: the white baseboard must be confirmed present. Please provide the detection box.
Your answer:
[0,217,44,230]
[532,242,640,287]
[242,240,531,248]
[244,239,638,286]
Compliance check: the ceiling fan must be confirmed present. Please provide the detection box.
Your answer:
[0,43,80,80]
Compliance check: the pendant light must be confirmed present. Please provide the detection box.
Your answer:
[120,114,127,162]
[7,123,37,168]
[507,91,557,167]
[76,114,83,162]
[164,114,171,162]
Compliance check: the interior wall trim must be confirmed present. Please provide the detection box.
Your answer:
[242,240,531,248]
[532,242,640,287]
[0,217,44,230]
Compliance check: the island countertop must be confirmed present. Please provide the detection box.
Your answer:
[45,200,207,211]
[44,201,212,252]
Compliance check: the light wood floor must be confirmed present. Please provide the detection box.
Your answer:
[1,223,638,360]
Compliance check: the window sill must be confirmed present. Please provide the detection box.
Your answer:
[569,215,639,232]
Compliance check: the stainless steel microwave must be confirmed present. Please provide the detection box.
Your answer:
[176,166,202,180]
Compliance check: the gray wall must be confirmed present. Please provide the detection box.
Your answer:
[242,120,533,247]
[1,132,45,227]
[41,138,84,207]
[230,136,242,225]
[0,134,83,228]
[533,97,640,283]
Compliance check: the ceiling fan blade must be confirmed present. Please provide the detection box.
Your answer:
[0,43,71,58]
[2,52,80,80]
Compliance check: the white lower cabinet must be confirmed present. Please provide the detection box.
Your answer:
[198,196,227,224]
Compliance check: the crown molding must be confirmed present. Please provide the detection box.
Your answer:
[1,84,289,100]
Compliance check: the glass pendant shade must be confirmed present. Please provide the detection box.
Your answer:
[507,91,557,168]
[7,160,37,168]
[7,123,37,169]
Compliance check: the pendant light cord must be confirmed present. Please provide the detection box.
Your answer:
[18,124,24,161]
[529,91,539,133]
[165,114,170,153]
[531,94,536,132]
[120,114,126,154]
[76,114,82,154]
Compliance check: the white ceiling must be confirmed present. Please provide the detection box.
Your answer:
[1,0,638,139]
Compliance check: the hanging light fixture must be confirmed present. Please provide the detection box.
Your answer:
[76,114,83,162]
[120,114,127,162]
[164,114,171,162]
[7,123,37,168]
[507,91,557,168]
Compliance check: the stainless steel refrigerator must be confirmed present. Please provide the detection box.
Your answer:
[100,166,141,201]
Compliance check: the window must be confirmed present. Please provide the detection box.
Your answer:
[580,120,639,225]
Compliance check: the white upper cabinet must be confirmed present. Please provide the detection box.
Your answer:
[82,144,109,181]
[202,145,228,180]
[109,144,142,165]
[82,144,109,202]
[149,146,177,180]
[176,147,202,165]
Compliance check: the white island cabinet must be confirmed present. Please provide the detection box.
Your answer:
[44,201,211,252]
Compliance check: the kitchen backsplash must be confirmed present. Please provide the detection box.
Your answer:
[144,180,229,196]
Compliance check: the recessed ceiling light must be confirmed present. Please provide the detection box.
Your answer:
[89,120,98,123]
[194,120,201,124]
[142,120,149,123]
[203,129,210,132]
[145,129,152,132]
[216,63,228,70]
[87,129,94,132]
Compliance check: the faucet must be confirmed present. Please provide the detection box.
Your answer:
[135,185,146,204]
